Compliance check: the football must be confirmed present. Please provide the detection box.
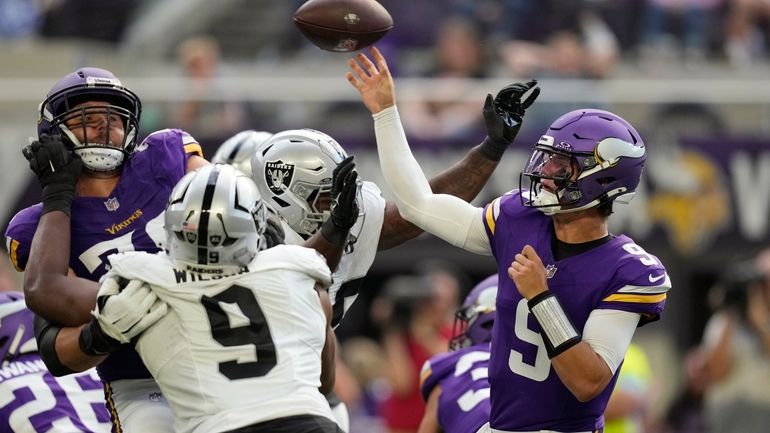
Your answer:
[293,0,393,52]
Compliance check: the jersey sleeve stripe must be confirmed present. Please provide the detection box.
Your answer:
[184,143,204,157]
[603,293,667,304]
[419,364,432,388]
[8,239,22,272]
[616,283,670,295]
[483,197,502,235]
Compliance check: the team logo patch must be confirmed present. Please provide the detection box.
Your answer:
[265,161,294,195]
[103,197,120,211]
[546,264,558,279]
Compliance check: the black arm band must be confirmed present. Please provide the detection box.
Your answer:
[477,137,508,161]
[33,315,76,376]
[527,290,582,358]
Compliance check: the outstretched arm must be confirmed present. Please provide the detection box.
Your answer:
[347,48,490,255]
[377,79,539,251]
[377,148,498,251]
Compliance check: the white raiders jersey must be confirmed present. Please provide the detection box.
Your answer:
[105,245,335,433]
[280,180,386,327]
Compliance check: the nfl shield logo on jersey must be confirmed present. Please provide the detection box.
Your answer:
[265,161,294,195]
[546,264,558,279]
[103,197,120,211]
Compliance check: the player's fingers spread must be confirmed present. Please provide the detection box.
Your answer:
[484,94,493,109]
[522,87,541,108]
[371,47,390,75]
[357,52,378,75]
[346,72,361,88]
[348,59,368,80]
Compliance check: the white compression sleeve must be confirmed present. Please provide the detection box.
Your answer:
[582,309,641,374]
[373,106,491,255]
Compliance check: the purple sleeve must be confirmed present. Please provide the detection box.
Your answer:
[420,351,459,401]
[599,246,670,325]
[4,205,43,272]
[132,128,203,185]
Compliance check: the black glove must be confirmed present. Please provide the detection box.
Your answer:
[263,213,285,249]
[79,319,122,357]
[480,79,540,160]
[22,134,83,216]
[320,156,359,246]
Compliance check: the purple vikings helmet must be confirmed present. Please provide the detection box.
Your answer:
[450,274,498,350]
[520,109,646,215]
[38,67,142,172]
[0,292,37,363]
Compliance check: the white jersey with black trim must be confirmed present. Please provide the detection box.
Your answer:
[281,180,386,327]
[106,246,334,433]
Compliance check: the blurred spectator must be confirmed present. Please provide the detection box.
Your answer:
[604,343,654,433]
[692,249,770,433]
[725,0,770,67]
[373,272,458,433]
[341,337,389,433]
[0,0,40,39]
[400,16,490,142]
[639,0,723,65]
[167,35,246,143]
[500,12,620,80]
[38,0,140,43]
[661,347,709,433]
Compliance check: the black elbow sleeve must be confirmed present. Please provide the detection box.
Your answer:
[34,314,76,377]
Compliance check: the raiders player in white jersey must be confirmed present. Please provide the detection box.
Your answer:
[220,115,535,431]
[96,164,359,433]
[246,125,532,328]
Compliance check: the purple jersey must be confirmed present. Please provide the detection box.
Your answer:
[5,129,202,382]
[420,344,491,433]
[0,292,111,432]
[481,190,670,432]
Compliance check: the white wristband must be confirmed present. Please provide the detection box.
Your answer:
[528,291,581,357]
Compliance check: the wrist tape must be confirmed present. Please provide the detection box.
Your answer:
[528,290,581,358]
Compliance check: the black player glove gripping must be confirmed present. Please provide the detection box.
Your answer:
[22,134,83,216]
[263,210,286,249]
[480,79,541,160]
[321,156,360,246]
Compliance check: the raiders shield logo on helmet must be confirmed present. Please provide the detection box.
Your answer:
[265,161,294,195]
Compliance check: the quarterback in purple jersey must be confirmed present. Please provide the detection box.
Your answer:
[0,291,111,432]
[419,275,498,433]
[5,67,207,432]
[349,48,671,433]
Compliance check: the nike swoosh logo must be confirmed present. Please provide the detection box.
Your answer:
[648,273,666,283]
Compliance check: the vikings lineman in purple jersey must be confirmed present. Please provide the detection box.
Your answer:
[418,275,498,433]
[0,292,111,432]
[5,67,207,432]
[349,48,671,433]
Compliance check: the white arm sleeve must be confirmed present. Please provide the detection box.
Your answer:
[373,106,491,255]
[582,309,641,374]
